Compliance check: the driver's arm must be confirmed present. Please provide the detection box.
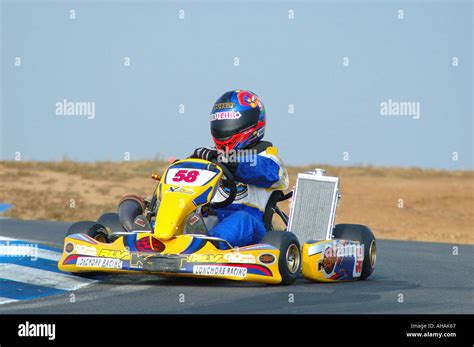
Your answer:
[232,147,289,190]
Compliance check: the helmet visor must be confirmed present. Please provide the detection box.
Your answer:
[210,107,260,139]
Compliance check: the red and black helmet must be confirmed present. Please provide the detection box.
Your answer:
[210,90,266,152]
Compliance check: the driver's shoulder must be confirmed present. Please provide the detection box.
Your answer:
[248,140,273,154]
[252,141,283,163]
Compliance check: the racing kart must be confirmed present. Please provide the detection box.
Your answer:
[58,158,376,284]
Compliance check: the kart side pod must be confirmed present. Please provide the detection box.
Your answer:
[301,239,364,282]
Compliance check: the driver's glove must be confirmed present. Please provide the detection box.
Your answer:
[217,154,239,175]
[190,147,218,161]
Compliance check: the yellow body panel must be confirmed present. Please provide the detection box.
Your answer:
[153,159,222,239]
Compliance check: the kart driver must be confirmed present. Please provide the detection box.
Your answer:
[189,90,288,248]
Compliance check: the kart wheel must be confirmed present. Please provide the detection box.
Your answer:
[97,212,127,234]
[332,224,376,280]
[261,231,301,285]
[66,221,110,243]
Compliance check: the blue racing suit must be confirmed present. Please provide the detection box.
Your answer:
[208,143,289,247]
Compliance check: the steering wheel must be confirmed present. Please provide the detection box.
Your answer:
[209,159,237,209]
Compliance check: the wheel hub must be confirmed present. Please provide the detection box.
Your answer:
[369,240,376,267]
[286,244,301,274]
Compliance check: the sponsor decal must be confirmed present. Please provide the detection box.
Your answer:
[210,111,242,121]
[218,181,248,201]
[129,252,152,268]
[128,251,169,268]
[165,168,217,187]
[258,253,276,265]
[186,254,223,263]
[128,262,143,270]
[192,265,247,278]
[353,250,363,277]
[317,240,364,280]
[189,215,199,226]
[64,242,74,254]
[75,244,97,256]
[223,252,256,264]
[167,186,195,195]
[76,257,122,269]
[98,249,130,260]
[320,246,337,275]
[213,102,235,110]
[134,218,146,228]
[237,91,261,109]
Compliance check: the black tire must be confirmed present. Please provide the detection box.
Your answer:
[97,212,127,234]
[66,221,110,243]
[261,231,301,285]
[64,221,110,278]
[332,224,376,280]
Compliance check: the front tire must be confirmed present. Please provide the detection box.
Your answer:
[332,224,376,280]
[66,221,110,243]
[64,221,110,278]
[261,231,301,285]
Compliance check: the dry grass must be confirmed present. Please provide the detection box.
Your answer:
[0,160,472,244]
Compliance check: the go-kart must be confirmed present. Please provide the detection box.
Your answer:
[58,158,376,284]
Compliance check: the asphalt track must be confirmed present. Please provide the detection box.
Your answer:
[0,219,472,314]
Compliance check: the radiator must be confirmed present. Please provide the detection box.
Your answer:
[288,169,339,241]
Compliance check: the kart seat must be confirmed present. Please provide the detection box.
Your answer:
[262,190,293,232]
[184,190,292,237]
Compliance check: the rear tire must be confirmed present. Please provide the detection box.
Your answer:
[66,221,110,243]
[261,231,301,285]
[332,224,376,280]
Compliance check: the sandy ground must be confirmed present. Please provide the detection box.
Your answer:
[0,160,472,244]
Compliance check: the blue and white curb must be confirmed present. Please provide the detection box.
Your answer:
[0,203,12,220]
[0,203,12,214]
[0,236,96,305]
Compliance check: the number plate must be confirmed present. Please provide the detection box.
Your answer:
[165,168,218,187]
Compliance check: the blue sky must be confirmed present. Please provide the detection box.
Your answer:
[1,0,472,169]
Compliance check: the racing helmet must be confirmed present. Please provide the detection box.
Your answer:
[210,90,266,152]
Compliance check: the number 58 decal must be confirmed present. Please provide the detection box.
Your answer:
[172,170,200,183]
[165,168,217,186]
